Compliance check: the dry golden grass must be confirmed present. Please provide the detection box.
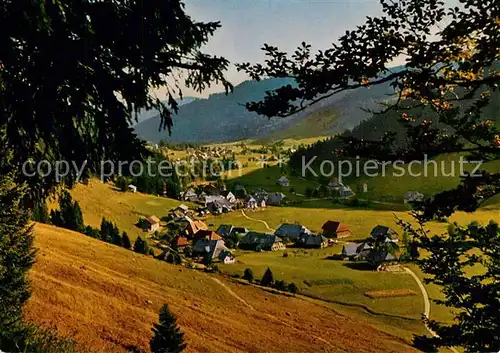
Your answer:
[364,289,418,299]
[27,223,418,353]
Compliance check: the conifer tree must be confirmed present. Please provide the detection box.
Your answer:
[122,232,132,250]
[134,237,149,255]
[0,174,36,342]
[260,268,274,287]
[150,304,187,353]
[111,225,122,246]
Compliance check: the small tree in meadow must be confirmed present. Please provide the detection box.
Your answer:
[242,268,254,282]
[260,268,274,287]
[134,237,149,255]
[150,304,187,353]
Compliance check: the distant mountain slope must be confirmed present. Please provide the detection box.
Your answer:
[134,75,396,143]
[132,96,199,126]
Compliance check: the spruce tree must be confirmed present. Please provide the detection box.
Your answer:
[0,174,36,342]
[150,304,187,353]
[111,225,122,246]
[122,232,132,250]
[260,268,274,287]
[134,237,149,255]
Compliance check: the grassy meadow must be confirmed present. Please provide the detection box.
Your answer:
[28,223,421,353]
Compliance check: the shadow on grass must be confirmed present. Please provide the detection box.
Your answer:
[342,262,375,271]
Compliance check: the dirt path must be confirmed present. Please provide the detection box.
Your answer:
[210,277,255,310]
[403,267,459,353]
[240,210,275,232]
[210,276,335,349]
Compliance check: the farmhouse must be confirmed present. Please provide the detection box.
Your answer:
[370,225,398,241]
[216,225,249,238]
[174,236,190,250]
[144,216,160,233]
[277,176,290,187]
[221,190,237,204]
[207,198,233,214]
[267,192,286,205]
[297,234,329,248]
[342,243,360,259]
[275,223,312,241]
[193,230,223,241]
[128,184,137,193]
[244,195,258,209]
[219,250,236,264]
[176,204,189,214]
[192,239,230,261]
[404,191,424,204]
[239,232,286,251]
[321,221,352,238]
[182,190,199,202]
[183,217,209,237]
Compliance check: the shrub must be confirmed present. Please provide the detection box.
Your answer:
[287,282,298,294]
[242,268,254,282]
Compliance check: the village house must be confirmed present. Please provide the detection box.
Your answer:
[276,176,290,187]
[192,238,232,262]
[296,234,329,249]
[254,194,267,208]
[193,230,223,241]
[370,225,398,241]
[244,195,258,209]
[221,190,237,204]
[176,204,189,214]
[182,189,199,203]
[404,191,424,204]
[174,236,191,252]
[206,197,233,214]
[144,215,160,233]
[341,243,360,260]
[182,217,209,238]
[216,224,248,239]
[321,221,352,238]
[266,192,286,205]
[219,250,236,264]
[239,232,286,251]
[274,223,312,241]
[128,184,137,193]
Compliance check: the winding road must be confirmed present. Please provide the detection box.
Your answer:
[404,267,459,353]
[240,210,275,232]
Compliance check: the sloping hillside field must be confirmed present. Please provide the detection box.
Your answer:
[26,223,417,353]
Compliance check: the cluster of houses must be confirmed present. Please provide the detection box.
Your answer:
[181,185,287,216]
[341,225,399,262]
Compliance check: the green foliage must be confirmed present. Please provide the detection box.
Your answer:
[1,322,79,353]
[0,0,231,194]
[116,176,129,192]
[150,304,187,353]
[0,175,36,345]
[260,267,274,287]
[243,268,254,282]
[134,237,149,255]
[287,282,298,294]
[122,232,132,250]
[408,221,499,352]
[31,203,50,224]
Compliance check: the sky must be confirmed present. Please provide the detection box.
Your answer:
[154,0,453,99]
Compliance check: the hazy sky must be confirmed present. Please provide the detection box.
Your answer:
[154,0,452,99]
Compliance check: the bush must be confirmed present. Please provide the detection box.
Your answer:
[287,282,298,294]
[243,268,254,282]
